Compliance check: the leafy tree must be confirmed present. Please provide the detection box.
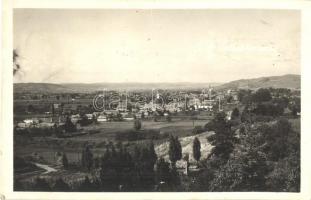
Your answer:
[252,103,284,116]
[241,106,252,123]
[32,177,51,191]
[134,119,142,130]
[81,145,93,171]
[166,114,172,122]
[93,156,101,169]
[79,114,92,126]
[251,88,272,103]
[78,176,96,192]
[264,118,292,161]
[62,152,68,169]
[13,49,21,75]
[141,112,145,119]
[193,137,201,163]
[168,135,182,167]
[156,157,171,183]
[265,151,300,192]
[237,89,252,105]
[209,125,269,191]
[272,96,289,109]
[14,179,24,191]
[204,121,215,131]
[289,97,300,116]
[92,114,98,124]
[231,108,240,120]
[209,150,268,191]
[53,178,70,191]
[226,95,233,103]
[148,141,158,168]
[64,116,77,132]
[207,112,235,160]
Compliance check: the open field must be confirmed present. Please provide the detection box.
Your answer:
[14,118,210,165]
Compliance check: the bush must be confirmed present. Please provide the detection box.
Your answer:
[169,135,182,167]
[251,88,272,103]
[192,126,205,135]
[204,121,215,131]
[193,137,201,162]
[78,115,92,126]
[31,177,51,191]
[52,178,71,191]
[134,119,142,130]
[252,103,284,116]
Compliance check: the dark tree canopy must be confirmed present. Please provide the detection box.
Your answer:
[53,178,70,191]
[81,145,93,171]
[251,88,272,103]
[32,177,51,191]
[156,157,171,183]
[231,108,240,120]
[168,135,182,166]
[134,119,142,130]
[193,137,201,162]
[207,112,235,160]
[13,49,21,75]
[65,116,77,133]
[62,153,68,169]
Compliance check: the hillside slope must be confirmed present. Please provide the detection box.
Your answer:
[155,131,214,164]
[217,74,300,90]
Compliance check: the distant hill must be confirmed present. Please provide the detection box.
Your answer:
[217,74,300,90]
[13,74,300,93]
[14,82,221,93]
[14,83,71,93]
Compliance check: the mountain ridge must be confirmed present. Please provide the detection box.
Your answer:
[14,74,300,93]
[216,74,300,90]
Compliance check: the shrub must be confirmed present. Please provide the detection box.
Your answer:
[192,126,205,135]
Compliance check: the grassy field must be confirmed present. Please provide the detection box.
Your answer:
[14,117,210,165]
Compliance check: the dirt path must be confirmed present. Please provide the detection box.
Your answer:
[33,162,58,174]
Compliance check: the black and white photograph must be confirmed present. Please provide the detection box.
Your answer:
[12,9,301,192]
[7,7,303,194]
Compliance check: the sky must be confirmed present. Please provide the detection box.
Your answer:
[13,9,300,83]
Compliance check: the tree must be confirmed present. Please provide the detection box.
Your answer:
[62,153,69,169]
[79,114,92,126]
[78,176,96,192]
[207,112,235,160]
[64,116,77,133]
[13,49,21,75]
[134,119,142,130]
[32,177,51,191]
[53,178,70,191]
[264,118,292,161]
[168,135,182,167]
[226,95,233,103]
[265,151,300,192]
[156,157,171,183]
[204,121,215,131]
[209,125,269,192]
[81,145,93,171]
[193,137,201,164]
[252,88,272,103]
[166,114,172,122]
[92,114,98,124]
[231,108,240,120]
[148,141,158,168]
[289,97,300,116]
[14,178,24,191]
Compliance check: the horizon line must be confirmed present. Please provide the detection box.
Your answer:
[14,73,300,85]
